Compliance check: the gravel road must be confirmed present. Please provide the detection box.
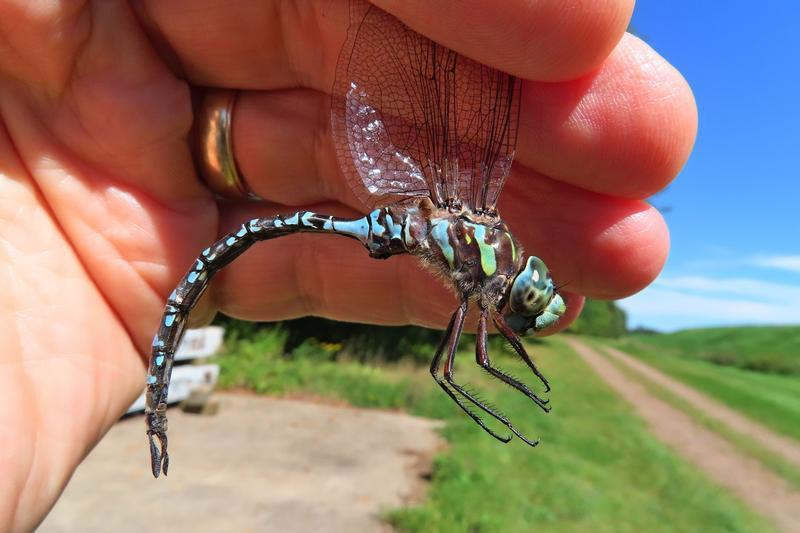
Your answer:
[40,394,443,533]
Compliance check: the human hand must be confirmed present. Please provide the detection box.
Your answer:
[0,0,695,530]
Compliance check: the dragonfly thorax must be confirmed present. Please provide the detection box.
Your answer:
[407,201,522,308]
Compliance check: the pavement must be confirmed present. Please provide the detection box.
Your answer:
[39,393,443,533]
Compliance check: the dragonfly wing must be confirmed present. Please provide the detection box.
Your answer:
[332,0,430,209]
[332,1,521,211]
[459,67,521,212]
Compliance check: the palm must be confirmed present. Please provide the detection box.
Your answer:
[0,4,216,530]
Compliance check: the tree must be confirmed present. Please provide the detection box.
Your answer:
[567,299,628,337]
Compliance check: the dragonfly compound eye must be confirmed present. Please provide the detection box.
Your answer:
[508,256,554,316]
[504,256,566,334]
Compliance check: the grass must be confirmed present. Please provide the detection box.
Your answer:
[215,331,772,532]
[629,326,800,375]
[609,338,800,442]
[590,339,800,490]
[215,328,414,409]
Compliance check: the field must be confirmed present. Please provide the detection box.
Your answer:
[615,330,800,442]
[215,330,770,532]
[628,326,800,375]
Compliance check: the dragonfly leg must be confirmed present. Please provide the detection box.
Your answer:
[437,303,542,446]
[477,313,550,413]
[494,315,551,393]
[430,302,511,443]
[440,311,541,448]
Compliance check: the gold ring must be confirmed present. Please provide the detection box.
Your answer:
[193,90,259,200]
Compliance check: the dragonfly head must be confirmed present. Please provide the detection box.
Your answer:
[503,256,566,335]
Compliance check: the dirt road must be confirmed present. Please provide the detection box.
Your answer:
[564,337,800,533]
[39,394,443,533]
[602,344,800,468]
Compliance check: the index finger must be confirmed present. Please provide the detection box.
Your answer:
[134,0,633,89]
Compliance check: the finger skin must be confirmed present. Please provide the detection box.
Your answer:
[0,1,218,355]
[230,36,697,207]
[517,34,698,199]
[497,170,670,300]
[132,0,345,90]
[134,0,633,88]
[232,89,338,206]
[0,123,146,532]
[372,0,634,81]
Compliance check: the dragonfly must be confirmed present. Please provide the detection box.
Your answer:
[145,0,566,478]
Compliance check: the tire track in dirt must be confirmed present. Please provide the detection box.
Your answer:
[601,344,800,468]
[564,337,800,533]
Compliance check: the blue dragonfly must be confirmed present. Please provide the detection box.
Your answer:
[145,1,566,478]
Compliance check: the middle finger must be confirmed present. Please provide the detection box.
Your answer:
[231,35,695,206]
[134,0,632,88]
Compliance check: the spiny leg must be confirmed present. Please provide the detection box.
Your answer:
[430,302,511,443]
[477,314,550,412]
[443,310,541,448]
[495,315,551,393]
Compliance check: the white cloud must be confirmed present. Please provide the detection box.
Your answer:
[653,276,800,302]
[750,255,800,273]
[617,275,800,331]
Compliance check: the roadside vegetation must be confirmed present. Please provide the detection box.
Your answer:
[589,338,800,490]
[611,336,800,442]
[213,323,770,532]
[567,299,628,338]
[627,326,800,375]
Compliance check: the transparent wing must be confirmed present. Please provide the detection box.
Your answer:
[331,1,521,211]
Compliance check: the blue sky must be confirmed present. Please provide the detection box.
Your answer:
[618,1,800,331]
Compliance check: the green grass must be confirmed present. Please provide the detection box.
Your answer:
[215,329,414,409]
[630,326,800,375]
[591,340,800,490]
[391,341,770,532]
[216,331,772,532]
[610,338,800,442]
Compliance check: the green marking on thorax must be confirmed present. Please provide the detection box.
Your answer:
[507,232,517,262]
[467,223,497,276]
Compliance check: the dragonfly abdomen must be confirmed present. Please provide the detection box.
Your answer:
[240,208,413,258]
[145,205,423,476]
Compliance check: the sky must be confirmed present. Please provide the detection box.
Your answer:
[616,0,800,331]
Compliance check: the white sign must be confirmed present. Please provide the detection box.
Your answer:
[127,364,220,413]
[127,327,224,414]
[175,326,225,361]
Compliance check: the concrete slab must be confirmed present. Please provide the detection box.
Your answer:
[40,393,443,533]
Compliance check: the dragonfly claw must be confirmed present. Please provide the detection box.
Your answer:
[509,425,540,448]
[147,431,169,478]
[146,410,169,477]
